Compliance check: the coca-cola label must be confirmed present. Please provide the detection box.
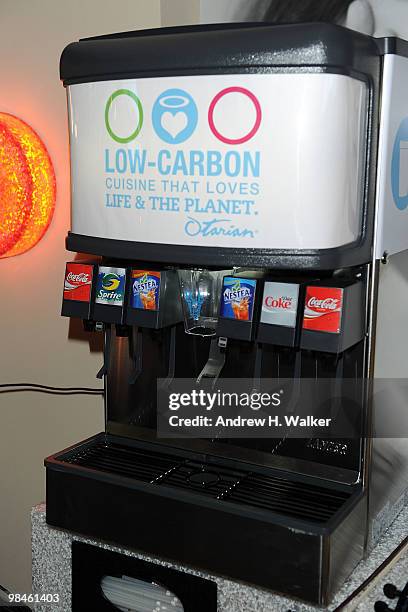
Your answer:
[303,286,343,334]
[261,282,299,327]
[63,263,93,302]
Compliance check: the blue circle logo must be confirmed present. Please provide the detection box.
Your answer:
[391,116,408,210]
[152,89,198,144]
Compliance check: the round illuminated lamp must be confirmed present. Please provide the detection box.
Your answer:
[0,113,56,258]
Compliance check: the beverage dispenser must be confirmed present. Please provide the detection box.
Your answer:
[45,23,408,606]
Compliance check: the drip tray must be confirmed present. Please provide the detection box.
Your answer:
[45,433,365,605]
[61,438,349,525]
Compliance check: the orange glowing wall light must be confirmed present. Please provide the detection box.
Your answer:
[0,113,56,258]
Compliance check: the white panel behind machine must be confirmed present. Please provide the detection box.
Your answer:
[375,54,408,258]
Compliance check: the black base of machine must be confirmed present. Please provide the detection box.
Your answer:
[45,433,365,605]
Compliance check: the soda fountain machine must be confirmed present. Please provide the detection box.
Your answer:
[45,23,408,606]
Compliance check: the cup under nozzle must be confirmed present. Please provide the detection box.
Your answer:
[178,269,227,337]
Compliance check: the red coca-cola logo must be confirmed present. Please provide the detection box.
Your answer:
[303,286,343,334]
[64,263,93,302]
[307,297,339,311]
[66,271,91,284]
[264,296,293,310]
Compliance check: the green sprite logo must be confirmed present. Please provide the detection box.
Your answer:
[102,273,121,291]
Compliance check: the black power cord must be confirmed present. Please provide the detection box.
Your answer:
[0,383,104,396]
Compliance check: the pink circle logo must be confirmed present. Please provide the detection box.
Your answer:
[208,87,262,145]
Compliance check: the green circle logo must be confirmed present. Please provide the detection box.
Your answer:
[105,89,143,143]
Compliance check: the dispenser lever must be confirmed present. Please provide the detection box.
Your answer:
[331,354,344,420]
[196,337,228,387]
[96,325,112,379]
[129,328,143,385]
[160,325,177,390]
[251,343,263,394]
[286,350,302,414]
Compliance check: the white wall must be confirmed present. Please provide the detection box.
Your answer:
[161,0,268,27]
[161,0,200,26]
[200,0,269,22]
[0,0,160,595]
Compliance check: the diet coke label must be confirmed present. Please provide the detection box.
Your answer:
[64,263,93,302]
[261,282,299,327]
[303,286,343,334]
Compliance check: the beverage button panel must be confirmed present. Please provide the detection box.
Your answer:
[63,262,94,303]
[217,277,258,342]
[95,266,126,307]
[93,266,127,325]
[303,286,343,334]
[61,261,98,320]
[131,271,161,311]
[125,269,182,329]
[220,277,257,322]
[261,281,299,328]
[300,281,365,353]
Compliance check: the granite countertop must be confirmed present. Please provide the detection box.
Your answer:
[32,502,408,611]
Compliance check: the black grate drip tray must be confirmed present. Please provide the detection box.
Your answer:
[56,437,350,525]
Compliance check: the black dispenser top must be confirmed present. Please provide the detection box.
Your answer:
[60,22,380,86]
[61,22,384,269]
